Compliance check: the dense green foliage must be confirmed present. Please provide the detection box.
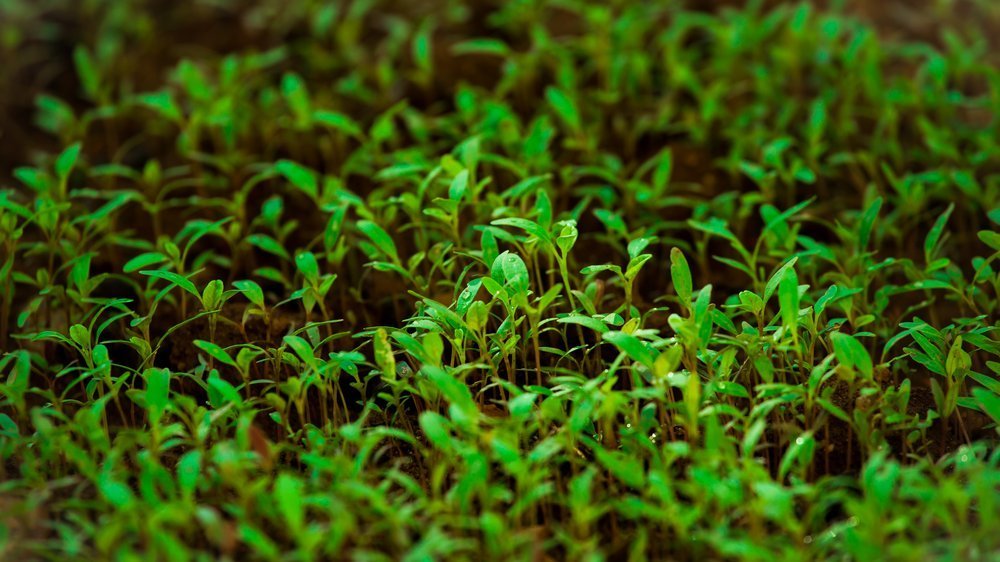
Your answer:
[2,0,1000,560]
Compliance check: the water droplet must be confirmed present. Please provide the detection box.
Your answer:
[803,535,813,544]
[961,454,969,462]
[795,437,805,445]
[848,517,858,527]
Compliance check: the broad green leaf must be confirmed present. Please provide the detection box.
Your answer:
[144,368,171,415]
[545,87,581,132]
[250,238,291,268]
[275,160,318,199]
[313,110,363,137]
[423,366,476,422]
[972,387,1000,426]
[449,170,469,202]
[493,251,530,297]
[283,335,318,370]
[207,371,242,407]
[135,91,182,122]
[234,279,265,308]
[56,142,83,180]
[274,474,305,534]
[603,331,656,368]
[831,332,874,379]
[419,411,453,450]
[123,252,168,273]
[979,230,1000,251]
[295,251,320,282]
[358,220,400,263]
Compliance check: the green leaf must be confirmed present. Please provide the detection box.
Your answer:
[979,230,1000,252]
[508,393,537,418]
[924,204,954,263]
[281,72,311,125]
[124,252,169,273]
[545,87,581,132]
[556,221,578,254]
[816,398,850,423]
[412,19,433,74]
[144,368,171,416]
[558,314,609,334]
[194,340,238,368]
[764,258,798,304]
[274,474,305,534]
[690,218,738,243]
[491,218,551,244]
[465,300,489,331]
[373,328,396,377]
[972,387,1000,426]
[831,332,874,379]
[594,209,627,236]
[652,149,672,193]
[493,251,530,297]
[73,46,100,100]
[295,251,320,282]
[419,411,453,450]
[55,142,83,181]
[593,447,645,488]
[99,479,134,508]
[451,38,511,56]
[177,450,201,498]
[234,279,265,308]
[778,267,799,334]
[201,279,224,310]
[858,197,883,252]
[423,366,477,423]
[624,254,652,281]
[762,197,814,236]
[207,370,242,407]
[275,160,318,199]
[140,270,201,299]
[69,324,90,348]
[135,91,182,122]
[779,432,815,480]
[283,336,318,370]
[247,233,291,261]
[535,190,553,230]
[449,170,469,202]
[670,248,693,308]
[602,331,656,369]
[240,524,280,559]
[313,110,363,137]
[358,220,400,264]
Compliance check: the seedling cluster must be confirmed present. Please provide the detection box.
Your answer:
[1,0,999,560]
